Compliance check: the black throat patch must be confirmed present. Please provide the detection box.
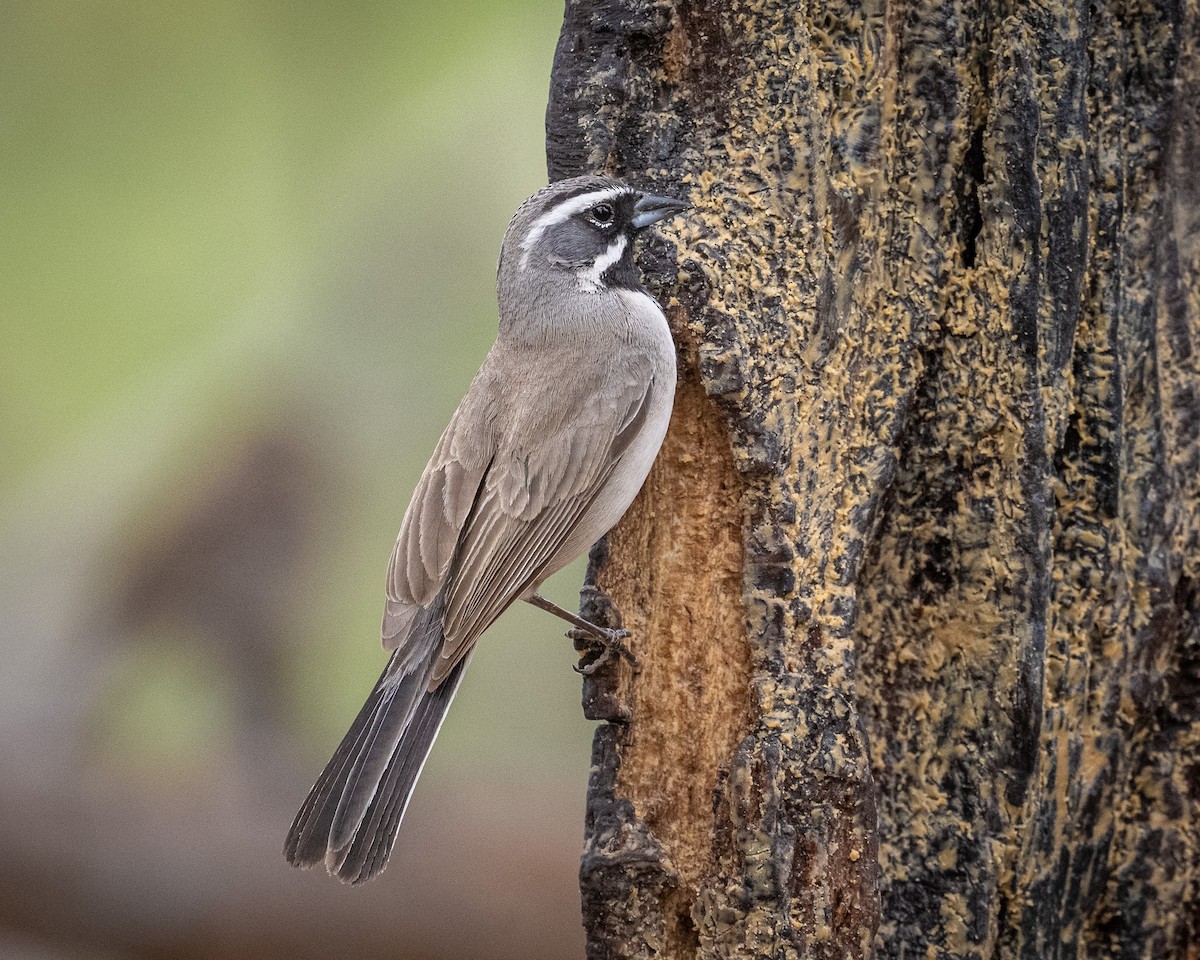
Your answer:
[601,232,642,290]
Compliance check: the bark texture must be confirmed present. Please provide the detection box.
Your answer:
[546,0,1200,957]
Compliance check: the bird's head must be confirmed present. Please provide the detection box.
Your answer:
[498,175,689,300]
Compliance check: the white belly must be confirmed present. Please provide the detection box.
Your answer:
[541,290,676,578]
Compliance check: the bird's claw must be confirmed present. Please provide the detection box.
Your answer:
[570,626,638,675]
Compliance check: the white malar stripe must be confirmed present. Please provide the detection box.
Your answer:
[519,187,628,269]
[577,234,628,292]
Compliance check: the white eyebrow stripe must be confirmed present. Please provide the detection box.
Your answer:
[577,234,628,291]
[519,187,628,269]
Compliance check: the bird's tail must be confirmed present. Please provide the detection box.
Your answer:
[284,599,467,884]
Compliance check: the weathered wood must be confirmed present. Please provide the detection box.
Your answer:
[548,0,1200,957]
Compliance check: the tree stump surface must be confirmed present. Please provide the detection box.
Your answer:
[547,0,1200,957]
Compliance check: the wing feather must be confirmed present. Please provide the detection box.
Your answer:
[384,345,656,683]
[382,376,498,650]
[428,375,654,686]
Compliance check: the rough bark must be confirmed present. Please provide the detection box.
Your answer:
[546,0,1200,958]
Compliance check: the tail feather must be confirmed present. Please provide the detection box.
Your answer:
[285,599,468,883]
[332,656,470,883]
[328,674,423,852]
[284,675,393,866]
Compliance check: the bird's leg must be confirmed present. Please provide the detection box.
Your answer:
[524,592,612,637]
[524,593,638,674]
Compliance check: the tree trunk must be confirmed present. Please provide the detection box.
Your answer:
[546,0,1200,957]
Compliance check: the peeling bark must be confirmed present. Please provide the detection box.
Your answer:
[547,0,1200,958]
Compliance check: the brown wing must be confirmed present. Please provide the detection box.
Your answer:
[428,374,655,686]
[381,375,498,652]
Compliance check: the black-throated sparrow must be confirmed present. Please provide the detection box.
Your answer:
[284,175,689,883]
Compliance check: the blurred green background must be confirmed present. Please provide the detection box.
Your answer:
[0,3,597,958]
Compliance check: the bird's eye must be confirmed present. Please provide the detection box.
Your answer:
[590,203,615,225]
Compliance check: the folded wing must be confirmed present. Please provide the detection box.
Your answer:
[381,355,654,690]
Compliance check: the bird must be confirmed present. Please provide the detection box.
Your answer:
[284,174,689,884]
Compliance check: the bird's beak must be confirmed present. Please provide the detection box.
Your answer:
[631,192,691,230]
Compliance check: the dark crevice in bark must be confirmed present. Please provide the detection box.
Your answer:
[959,123,986,269]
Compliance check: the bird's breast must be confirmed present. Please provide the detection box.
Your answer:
[537,290,677,577]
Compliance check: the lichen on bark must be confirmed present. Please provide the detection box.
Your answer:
[547,0,1200,958]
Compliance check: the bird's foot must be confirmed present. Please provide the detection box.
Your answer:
[570,625,638,675]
